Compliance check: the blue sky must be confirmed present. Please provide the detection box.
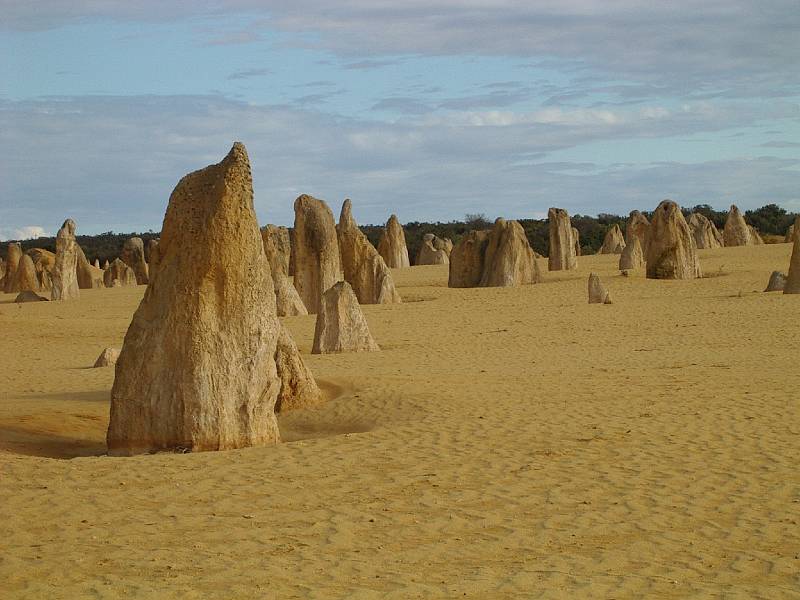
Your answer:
[1,1,799,238]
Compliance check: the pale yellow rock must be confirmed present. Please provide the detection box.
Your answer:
[785,224,795,243]
[3,243,22,293]
[598,224,626,254]
[784,217,800,294]
[548,207,577,271]
[588,273,612,304]
[748,225,764,245]
[103,258,137,288]
[479,218,540,287]
[688,213,724,250]
[51,219,80,301]
[273,271,308,317]
[618,235,645,270]
[121,237,149,285]
[416,234,450,265]
[147,239,160,274]
[337,199,401,305]
[572,226,582,257]
[26,248,55,291]
[93,348,120,368]
[102,259,110,270]
[11,254,40,293]
[261,225,291,277]
[626,211,650,249]
[723,205,753,247]
[292,194,342,314]
[646,200,702,280]
[448,230,490,288]
[76,245,104,289]
[274,324,322,412]
[378,214,411,268]
[107,142,314,455]
[312,281,380,354]
[93,258,101,269]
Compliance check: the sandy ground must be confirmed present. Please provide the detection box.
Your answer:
[1,243,798,599]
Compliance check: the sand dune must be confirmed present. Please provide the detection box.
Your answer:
[1,244,798,598]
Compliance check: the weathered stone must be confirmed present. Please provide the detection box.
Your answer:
[51,219,80,301]
[121,237,149,285]
[14,290,48,303]
[618,235,645,270]
[147,239,160,273]
[436,237,454,256]
[548,207,577,271]
[448,230,490,288]
[292,194,342,314]
[764,271,786,292]
[76,245,104,289]
[337,199,401,305]
[377,214,411,268]
[572,226,582,257]
[93,348,120,368]
[274,324,322,412]
[261,225,291,277]
[588,273,612,304]
[26,248,55,291]
[3,243,22,293]
[273,270,308,317]
[312,281,380,354]
[11,254,40,292]
[416,233,450,265]
[784,217,800,294]
[785,224,796,243]
[479,218,540,287]
[646,200,702,280]
[93,258,101,269]
[108,142,316,455]
[103,258,137,288]
[748,225,764,245]
[102,259,110,270]
[688,213,724,249]
[723,205,753,246]
[598,224,626,254]
[626,211,650,249]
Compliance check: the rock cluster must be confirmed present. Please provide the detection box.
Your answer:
[337,199,401,305]
[416,234,451,265]
[76,245,104,289]
[103,258,137,287]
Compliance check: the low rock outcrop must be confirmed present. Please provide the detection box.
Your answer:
[274,324,322,411]
[588,273,612,304]
[598,224,626,254]
[76,245,104,289]
[103,258,137,287]
[93,348,121,368]
[764,271,786,292]
[14,290,48,303]
[312,281,380,354]
[416,234,450,265]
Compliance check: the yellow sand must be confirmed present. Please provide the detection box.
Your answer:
[1,244,798,599]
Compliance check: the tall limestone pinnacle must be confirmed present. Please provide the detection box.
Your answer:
[51,219,80,300]
[107,142,318,455]
[377,214,411,268]
[646,200,701,280]
[548,207,577,271]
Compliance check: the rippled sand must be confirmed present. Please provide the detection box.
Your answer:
[1,243,798,598]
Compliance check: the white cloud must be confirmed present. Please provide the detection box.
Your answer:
[0,226,47,241]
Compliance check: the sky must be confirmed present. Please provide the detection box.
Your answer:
[1,1,799,239]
